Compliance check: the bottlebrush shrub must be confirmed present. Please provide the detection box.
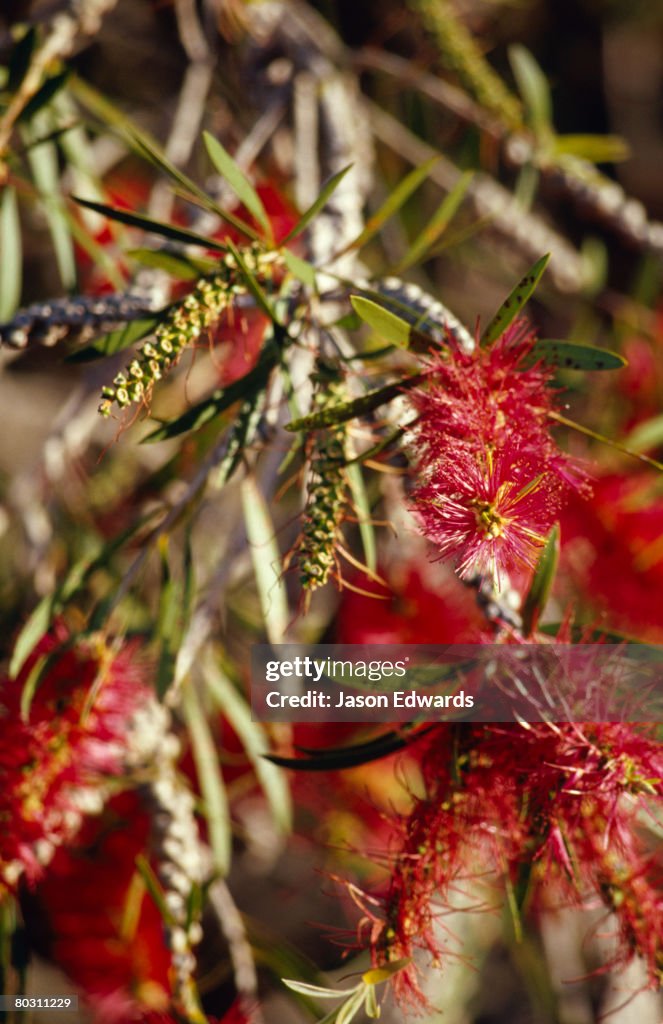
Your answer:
[0,623,151,893]
[365,721,663,1007]
[409,320,589,584]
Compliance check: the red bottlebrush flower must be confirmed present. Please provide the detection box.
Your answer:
[368,721,663,1007]
[23,791,173,1024]
[0,623,151,892]
[561,472,663,640]
[335,563,486,644]
[409,320,588,583]
[413,320,557,455]
[411,448,561,581]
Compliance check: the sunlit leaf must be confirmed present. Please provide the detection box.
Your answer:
[9,595,55,679]
[27,115,76,288]
[343,156,440,253]
[281,166,353,244]
[205,657,292,833]
[550,411,663,473]
[553,134,630,164]
[240,476,289,644]
[282,980,357,1000]
[521,524,560,635]
[480,254,550,347]
[283,248,317,290]
[508,45,552,141]
[624,414,663,453]
[203,131,272,241]
[182,681,231,876]
[345,462,376,574]
[0,186,22,320]
[350,296,411,348]
[395,171,473,272]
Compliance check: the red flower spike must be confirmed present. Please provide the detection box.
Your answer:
[0,624,152,892]
[369,722,663,1006]
[412,448,561,582]
[409,321,589,584]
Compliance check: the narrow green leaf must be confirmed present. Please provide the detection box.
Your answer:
[19,69,70,123]
[203,132,272,241]
[336,989,367,1024]
[551,411,663,473]
[154,542,184,699]
[521,524,560,635]
[282,980,357,1000]
[240,476,289,644]
[529,339,626,371]
[7,27,37,92]
[28,118,76,288]
[67,316,161,362]
[281,166,353,244]
[285,374,422,432]
[395,171,473,273]
[345,462,376,574]
[553,134,630,164]
[142,345,277,442]
[205,657,292,833]
[135,855,177,926]
[182,681,231,876]
[624,414,663,453]
[70,76,259,240]
[283,249,317,290]
[508,45,552,140]
[364,985,380,1018]
[350,295,411,349]
[0,186,22,320]
[343,157,440,253]
[9,594,54,678]
[480,254,550,347]
[20,654,48,722]
[71,196,228,251]
[126,247,213,279]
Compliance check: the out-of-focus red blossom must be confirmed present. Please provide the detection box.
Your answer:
[367,721,663,1007]
[23,791,172,1023]
[560,472,663,640]
[335,564,486,644]
[24,792,248,1024]
[74,170,153,294]
[0,623,150,892]
[409,321,588,582]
